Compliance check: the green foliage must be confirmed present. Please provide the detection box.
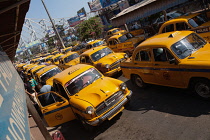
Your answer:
[77,17,103,41]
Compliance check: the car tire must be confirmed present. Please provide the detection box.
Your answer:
[192,79,210,99]
[133,75,147,88]
[77,115,94,132]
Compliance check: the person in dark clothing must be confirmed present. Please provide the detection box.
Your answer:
[24,77,37,104]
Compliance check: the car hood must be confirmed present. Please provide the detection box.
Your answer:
[126,37,142,44]
[186,45,210,61]
[72,77,120,107]
[95,53,124,65]
[200,21,210,27]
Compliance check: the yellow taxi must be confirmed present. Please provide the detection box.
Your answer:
[107,32,145,55]
[50,53,64,65]
[58,52,80,70]
[16,63,27,72]
[80,46,128,77]
[30,65,46,80]
[35,65,62,86]
[35,64,132,129]
[51,50,60,55]
[105,28,127,40]
[121,30,210,99]
[24,64,37,76]
[61,46,72,54]
[43,55,54,64]
[84,39,106,52]
[158,13,210,42]
[71,43,87,54]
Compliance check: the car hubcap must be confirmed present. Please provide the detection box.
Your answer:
[195,83,210,98]
[135,76,143,87]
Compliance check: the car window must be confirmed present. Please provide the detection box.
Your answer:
[64,53,79,63]
[176,22,190,30]
[153,48,167,62]
[38,92,63,107]
[91,47,113,61]
[108,40,113,45]
[135,51,150,61]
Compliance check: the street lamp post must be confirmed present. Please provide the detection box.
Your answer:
[41,0,66,49]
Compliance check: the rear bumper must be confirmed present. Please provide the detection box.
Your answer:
[86,90,132,126]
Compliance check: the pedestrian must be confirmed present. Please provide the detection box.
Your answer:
[24,77,37,104]
[29,76,38,92]
[37,81,54,106]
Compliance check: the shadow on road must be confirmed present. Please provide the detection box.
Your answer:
[49,112,123,140]
[125,80,210,117]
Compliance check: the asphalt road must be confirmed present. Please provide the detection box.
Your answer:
[49,76,210,140]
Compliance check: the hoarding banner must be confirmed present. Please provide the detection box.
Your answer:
[88,0,102,12]
[47,29,55,37]
[0,50,30,140]
[99,0,120,8]
[67,16,83,27]
[77,7,86,18]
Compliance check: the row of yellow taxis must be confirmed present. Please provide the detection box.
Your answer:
[15,38,133,130]
[16,13,210,130]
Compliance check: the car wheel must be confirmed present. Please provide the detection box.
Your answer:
[77,115,94,132]
[193,79,210,99]
[133,75,147,88]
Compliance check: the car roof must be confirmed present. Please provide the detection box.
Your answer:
[31,65,46,73]
[81,46,107,55]
[87,39,103,45]
[108,28,120,32]
[139,31,193,48]
[174,13,200,20]
[53,64,94,86]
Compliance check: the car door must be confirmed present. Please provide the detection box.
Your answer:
[152,47,184,88]
[36,91,75,127]
[133,48,155,83]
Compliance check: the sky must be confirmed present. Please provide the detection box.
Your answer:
[26,0,92,19]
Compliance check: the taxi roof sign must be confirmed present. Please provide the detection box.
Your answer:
[169,31,181,38]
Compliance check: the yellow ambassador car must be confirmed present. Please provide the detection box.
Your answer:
[121,31,210,99]
[50,53,63,65]
[105,28,127,40]
[80,46,128,77]
[107,32,144,55]
[84,39,106,52]
[43,55,54,64]
[158,13,210,42]
[35,65,62,86]
[58,52,80,70]
[61,46,72,54]
[30,65,46,80]
[71,43,87,54]
[36,64,132,129]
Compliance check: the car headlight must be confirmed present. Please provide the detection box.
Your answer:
[120,83,127,90]
[86,106,94,114]
[105,64,110,69]
[124,54,129,59]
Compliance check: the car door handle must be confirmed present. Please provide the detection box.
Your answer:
[154,64,159,66]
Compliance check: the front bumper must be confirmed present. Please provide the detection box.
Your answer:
[104,67,121,77]
[86,90,132,126]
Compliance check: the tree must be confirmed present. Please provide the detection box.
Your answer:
[77,17,104,41]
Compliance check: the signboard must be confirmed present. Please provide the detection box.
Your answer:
[99,0,120,8]
[118,0,129,11]
[88,0,102,12]
[77,7,86,18]
[0,50,30,139]
[67,16,83,27]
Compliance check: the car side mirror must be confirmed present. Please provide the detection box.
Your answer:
[169,58,176,64]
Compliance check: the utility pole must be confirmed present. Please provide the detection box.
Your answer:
[41,0,66,49]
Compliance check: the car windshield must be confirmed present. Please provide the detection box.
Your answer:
[171,33,206,59]
[54,55,62,62]
[170,12,184,18]
[40,67,61,82]
[53,52,59,55]
[91,47,113,61]
[65,48,72,52]
[64,53,79,63]
[188,15,206,27]
[46,56,53,62]
[93,41,105,47]
[112,29,120,33]
[39,59,45,62]
[65,68,102,95]
[118,33,134,42]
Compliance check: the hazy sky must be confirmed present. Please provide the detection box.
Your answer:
[26,0,91,19]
